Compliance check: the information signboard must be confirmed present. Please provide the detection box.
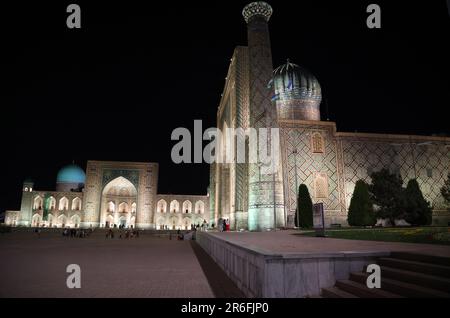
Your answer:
[313,203,325,237]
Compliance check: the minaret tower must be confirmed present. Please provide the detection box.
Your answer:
[18,178,34,226]
[243,2,285,231]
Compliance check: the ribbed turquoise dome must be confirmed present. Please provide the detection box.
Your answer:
[56,164,86,184]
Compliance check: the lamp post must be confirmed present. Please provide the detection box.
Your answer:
[272,170,277,231]
[409,136,417,179]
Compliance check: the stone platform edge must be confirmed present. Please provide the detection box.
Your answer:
[196,232,390,298]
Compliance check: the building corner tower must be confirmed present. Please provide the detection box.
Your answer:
[18,179,34,226]
[243,2,285,231]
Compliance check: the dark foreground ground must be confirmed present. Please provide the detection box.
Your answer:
[0,230,243,298]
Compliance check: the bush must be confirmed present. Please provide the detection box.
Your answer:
[297,184,313,228]
[348,180,376,226]
[404,179,432,226]
[369,168,406,226]
[441,173,450,206]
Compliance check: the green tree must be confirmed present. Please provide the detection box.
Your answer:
[368,168,406,226]
[404,179,432,225]
[441,173,450,206]
[348,180,375,226]
[297,184,313,228]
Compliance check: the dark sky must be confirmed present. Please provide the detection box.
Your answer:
[1,0,449,213]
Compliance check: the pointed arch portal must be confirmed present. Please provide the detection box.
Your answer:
[101,176,138,228]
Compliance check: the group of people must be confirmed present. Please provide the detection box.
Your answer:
[62,228,92,238]
[190,220,209,232]
[218,218,230,232]
[105,227,140,239]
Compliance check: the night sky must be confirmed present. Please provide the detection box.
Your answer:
[1,1,449,214]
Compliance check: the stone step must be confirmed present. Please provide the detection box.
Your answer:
[378,257,450,278]
[390,252,450,267]
[306,294,323,298]
[335,279,403,298]
[321,286,358,298]
[378,266,450,293]
[350,272,450,298]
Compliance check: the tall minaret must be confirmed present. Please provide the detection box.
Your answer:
[243,2,285,231]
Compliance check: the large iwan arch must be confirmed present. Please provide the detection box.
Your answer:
[101,176,137,228]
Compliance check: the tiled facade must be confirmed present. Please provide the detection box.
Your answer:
[210,2,450,229]
[5,160,209,229]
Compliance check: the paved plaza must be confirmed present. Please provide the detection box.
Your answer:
[210,230,450,257]
[2,229,449,298]
[0,231,216,298]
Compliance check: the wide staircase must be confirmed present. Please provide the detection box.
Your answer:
[321,252,450,298]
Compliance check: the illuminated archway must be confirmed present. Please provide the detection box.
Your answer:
[32,213,41,227]
[72,197,82,211]
[49,196,56,211]
[157,199,167,213]
[170,200,180,213]
[195,201,205,214]
[71,214,81,228]
[58,214,67,228]
[59,197,69,211]
[182,200,192,214]
[183,217,191,230]
[33,196,43,210]
[101,176,137,228]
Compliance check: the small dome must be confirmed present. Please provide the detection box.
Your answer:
[272,60,322,121]
[56,164,86,185]
[273,60,321,101]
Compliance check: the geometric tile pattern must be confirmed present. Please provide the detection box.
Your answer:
[280,122,342,225]
[341,137,450,214]
[234,47,250,215]
[279,122,450,226]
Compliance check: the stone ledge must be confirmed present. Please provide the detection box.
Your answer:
[197,232,385,297]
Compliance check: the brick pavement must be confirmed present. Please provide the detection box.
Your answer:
[0,231,214,298]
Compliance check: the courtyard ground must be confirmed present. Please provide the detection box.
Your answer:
[0,230,236,298]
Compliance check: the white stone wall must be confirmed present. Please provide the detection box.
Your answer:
[197,232,385,297]
[17,191,85,228]
[154,194,209,230]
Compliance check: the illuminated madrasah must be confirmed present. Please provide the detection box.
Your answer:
[5,161,209,229]
[209,1,450,230]
[4,2,450,230]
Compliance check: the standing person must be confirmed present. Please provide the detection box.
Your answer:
[218,218,223,232]
[226,219,230,231]
[223,219,227,232]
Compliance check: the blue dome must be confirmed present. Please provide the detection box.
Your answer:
[56,164,86,184]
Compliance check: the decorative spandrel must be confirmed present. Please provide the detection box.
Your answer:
[102,169,140,189]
